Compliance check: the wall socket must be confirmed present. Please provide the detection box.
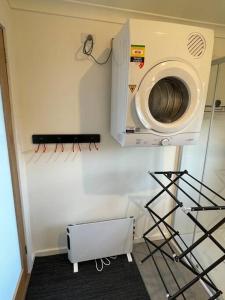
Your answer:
[80,33,96,44]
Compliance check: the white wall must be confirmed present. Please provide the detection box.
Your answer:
[11,7,178,255]
[9,0,225,269]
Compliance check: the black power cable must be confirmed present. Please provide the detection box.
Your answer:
[82,34,112,65]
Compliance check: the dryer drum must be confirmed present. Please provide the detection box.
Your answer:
[148,77,189,123]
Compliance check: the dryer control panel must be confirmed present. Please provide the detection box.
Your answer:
[121,133,200,147]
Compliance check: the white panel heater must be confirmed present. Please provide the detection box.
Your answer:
[67,217,134,272]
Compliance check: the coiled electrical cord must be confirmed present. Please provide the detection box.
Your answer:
[95,256,117,272]
[82,34,112,65]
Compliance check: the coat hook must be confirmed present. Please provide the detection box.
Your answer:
[43,144,47,153]
[89,142,92,151]
[54,143,58,152]
[61,143,64,152]
[73,139,78,152]
[78,143,81,152]
[35,144,40,153]
[94,143,99,151]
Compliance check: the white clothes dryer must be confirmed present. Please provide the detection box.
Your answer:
[111,19,214,146]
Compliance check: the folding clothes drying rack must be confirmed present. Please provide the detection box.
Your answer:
[142,170,225,300]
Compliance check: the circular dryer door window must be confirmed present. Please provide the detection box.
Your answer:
[135,61,202,133]
[148,77,189,123]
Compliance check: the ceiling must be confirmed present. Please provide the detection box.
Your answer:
[73,0,225,26]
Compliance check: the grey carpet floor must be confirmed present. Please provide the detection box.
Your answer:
[26,241,216,300]
[26,253,150,300]
[133,242,210,300]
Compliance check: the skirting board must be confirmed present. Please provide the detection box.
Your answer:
[34,246,67,257]
[30,231,168,276]
[33,233,167,258]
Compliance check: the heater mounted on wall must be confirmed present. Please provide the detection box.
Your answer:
[67,217,134,272]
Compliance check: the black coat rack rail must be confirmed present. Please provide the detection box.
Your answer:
[32,134,100,152]
[142,170,225,300]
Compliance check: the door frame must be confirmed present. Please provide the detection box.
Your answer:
[0,25,29,299]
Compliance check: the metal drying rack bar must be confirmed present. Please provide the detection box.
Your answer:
[142,170,225,300]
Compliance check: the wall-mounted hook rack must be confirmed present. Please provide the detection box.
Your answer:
[32,134,100,145]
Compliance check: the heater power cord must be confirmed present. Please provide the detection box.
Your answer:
[95,256,117,272]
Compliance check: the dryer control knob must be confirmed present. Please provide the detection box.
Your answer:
[161,138,169,146]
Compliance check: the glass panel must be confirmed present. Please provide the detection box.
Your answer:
[193,62,225,292]
[148,77,189,123]
[0,88,21,300]
[173,65,218,246]
[198,62,225,227]
[173,57,225,295]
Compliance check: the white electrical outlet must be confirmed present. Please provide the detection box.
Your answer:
[80,33,95,44]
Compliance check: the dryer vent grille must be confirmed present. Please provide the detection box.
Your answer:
[187,33,206,58]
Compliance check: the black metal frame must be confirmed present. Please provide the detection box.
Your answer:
[32,134,100,152]
[32,134,100,144]
[142,170,225,300]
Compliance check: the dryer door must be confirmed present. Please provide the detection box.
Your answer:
[135,61,202,133]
